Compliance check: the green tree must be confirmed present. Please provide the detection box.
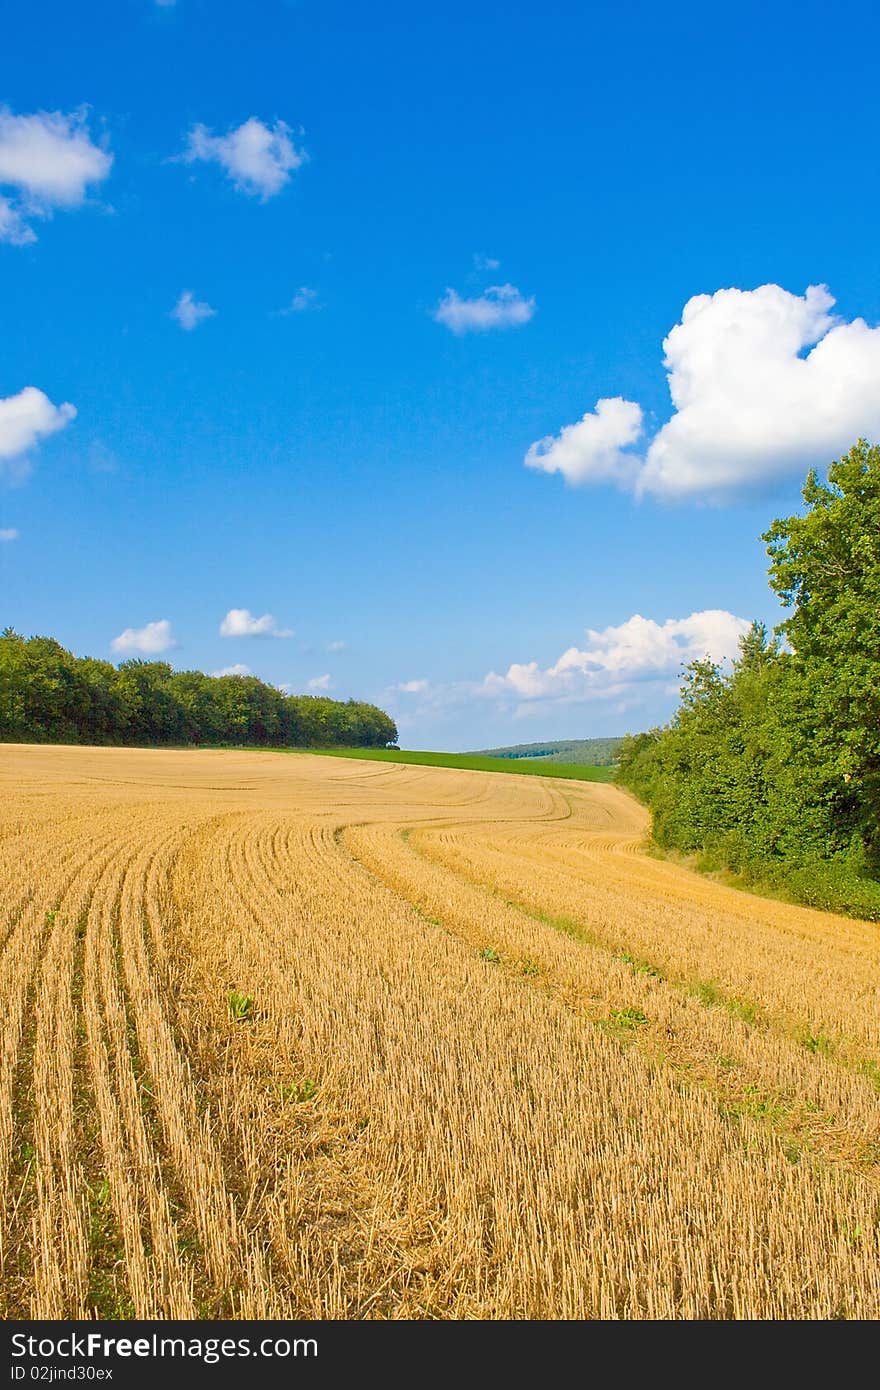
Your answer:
[616,440,880,919]
[0,629,398,753]
[764,438,880,863]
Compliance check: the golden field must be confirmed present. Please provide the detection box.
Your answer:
[1,742,879,1320]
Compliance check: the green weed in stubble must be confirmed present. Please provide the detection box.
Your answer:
[610,1006,649,1028]
[228,991,254,1022]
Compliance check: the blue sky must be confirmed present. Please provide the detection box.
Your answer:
[2,0,879,749]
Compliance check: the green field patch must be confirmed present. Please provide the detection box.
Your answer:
[300,746,615,782]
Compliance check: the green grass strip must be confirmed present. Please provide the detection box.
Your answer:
[295,746,615,782]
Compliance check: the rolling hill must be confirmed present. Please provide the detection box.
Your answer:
[467,737,622,766]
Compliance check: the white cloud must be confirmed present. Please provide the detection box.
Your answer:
[0,528,18,541]
[326,639,346,652]
[0,387,76,471]
[434,283,535,334]
[482,610,751,704]
[171,290,216,331]
[211,663,251,677]
[111,619,175,655]
[219,608,293,638]
[182,117,305,199]
[381,610,753,741]
[526,397,644,487]
[0,194,35,245]
[307,673,333,691]
[0,108,112,203]
[527,284,880,501]
[640,284,880,497]
[283,286,318,313]
[0,107,111,243]
[473,253,500,271]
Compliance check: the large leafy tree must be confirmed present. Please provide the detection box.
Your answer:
[617,440,880,916]
[764,439,880,857]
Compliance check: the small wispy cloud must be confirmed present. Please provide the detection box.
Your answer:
[219,608,293,638]
[473,252,500,271]
[280,286,319,314]
[0,527,18,542]
[110,619,175,655]
[0,194,35,245]
[307,673,333,691]
[211,663,251,677]
[434,283,535,334]
[326,639,346,652]
[393,679,429,694]
[171,290,216,331]
[181,117,305,199]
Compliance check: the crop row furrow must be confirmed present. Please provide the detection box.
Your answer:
[410,822,880,1059]
[342,822,880,1186]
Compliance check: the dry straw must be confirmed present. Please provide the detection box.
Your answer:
[1,744,878,1319]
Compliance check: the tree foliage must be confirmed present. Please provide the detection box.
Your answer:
[0,629,397,750]
[616,440,880,919]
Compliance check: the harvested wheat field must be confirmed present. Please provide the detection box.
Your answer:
[2,743,879,1320]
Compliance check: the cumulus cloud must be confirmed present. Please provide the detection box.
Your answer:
[382,610,753,742]
[110,619,175,655]
[211,663,251,677]
[482,610,751,703]
[0,107,112,242]
[326,639,346,652]
[527,284,880,501]
[434,283,535,334]
[639,284,880,497]
[0,528,18,541]
[0,387,76,472]
[171,290,216,331]
[182,117,305,199]
[307,673,333,691]
[219,608,293,638]
[526,397,644,487]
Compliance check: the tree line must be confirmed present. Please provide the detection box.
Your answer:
[616,440,880,920]
[0,630,398,750]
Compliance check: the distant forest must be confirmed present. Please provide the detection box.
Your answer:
[0,629,398,749]
[617,441,880,920]
[472,737,621,766]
